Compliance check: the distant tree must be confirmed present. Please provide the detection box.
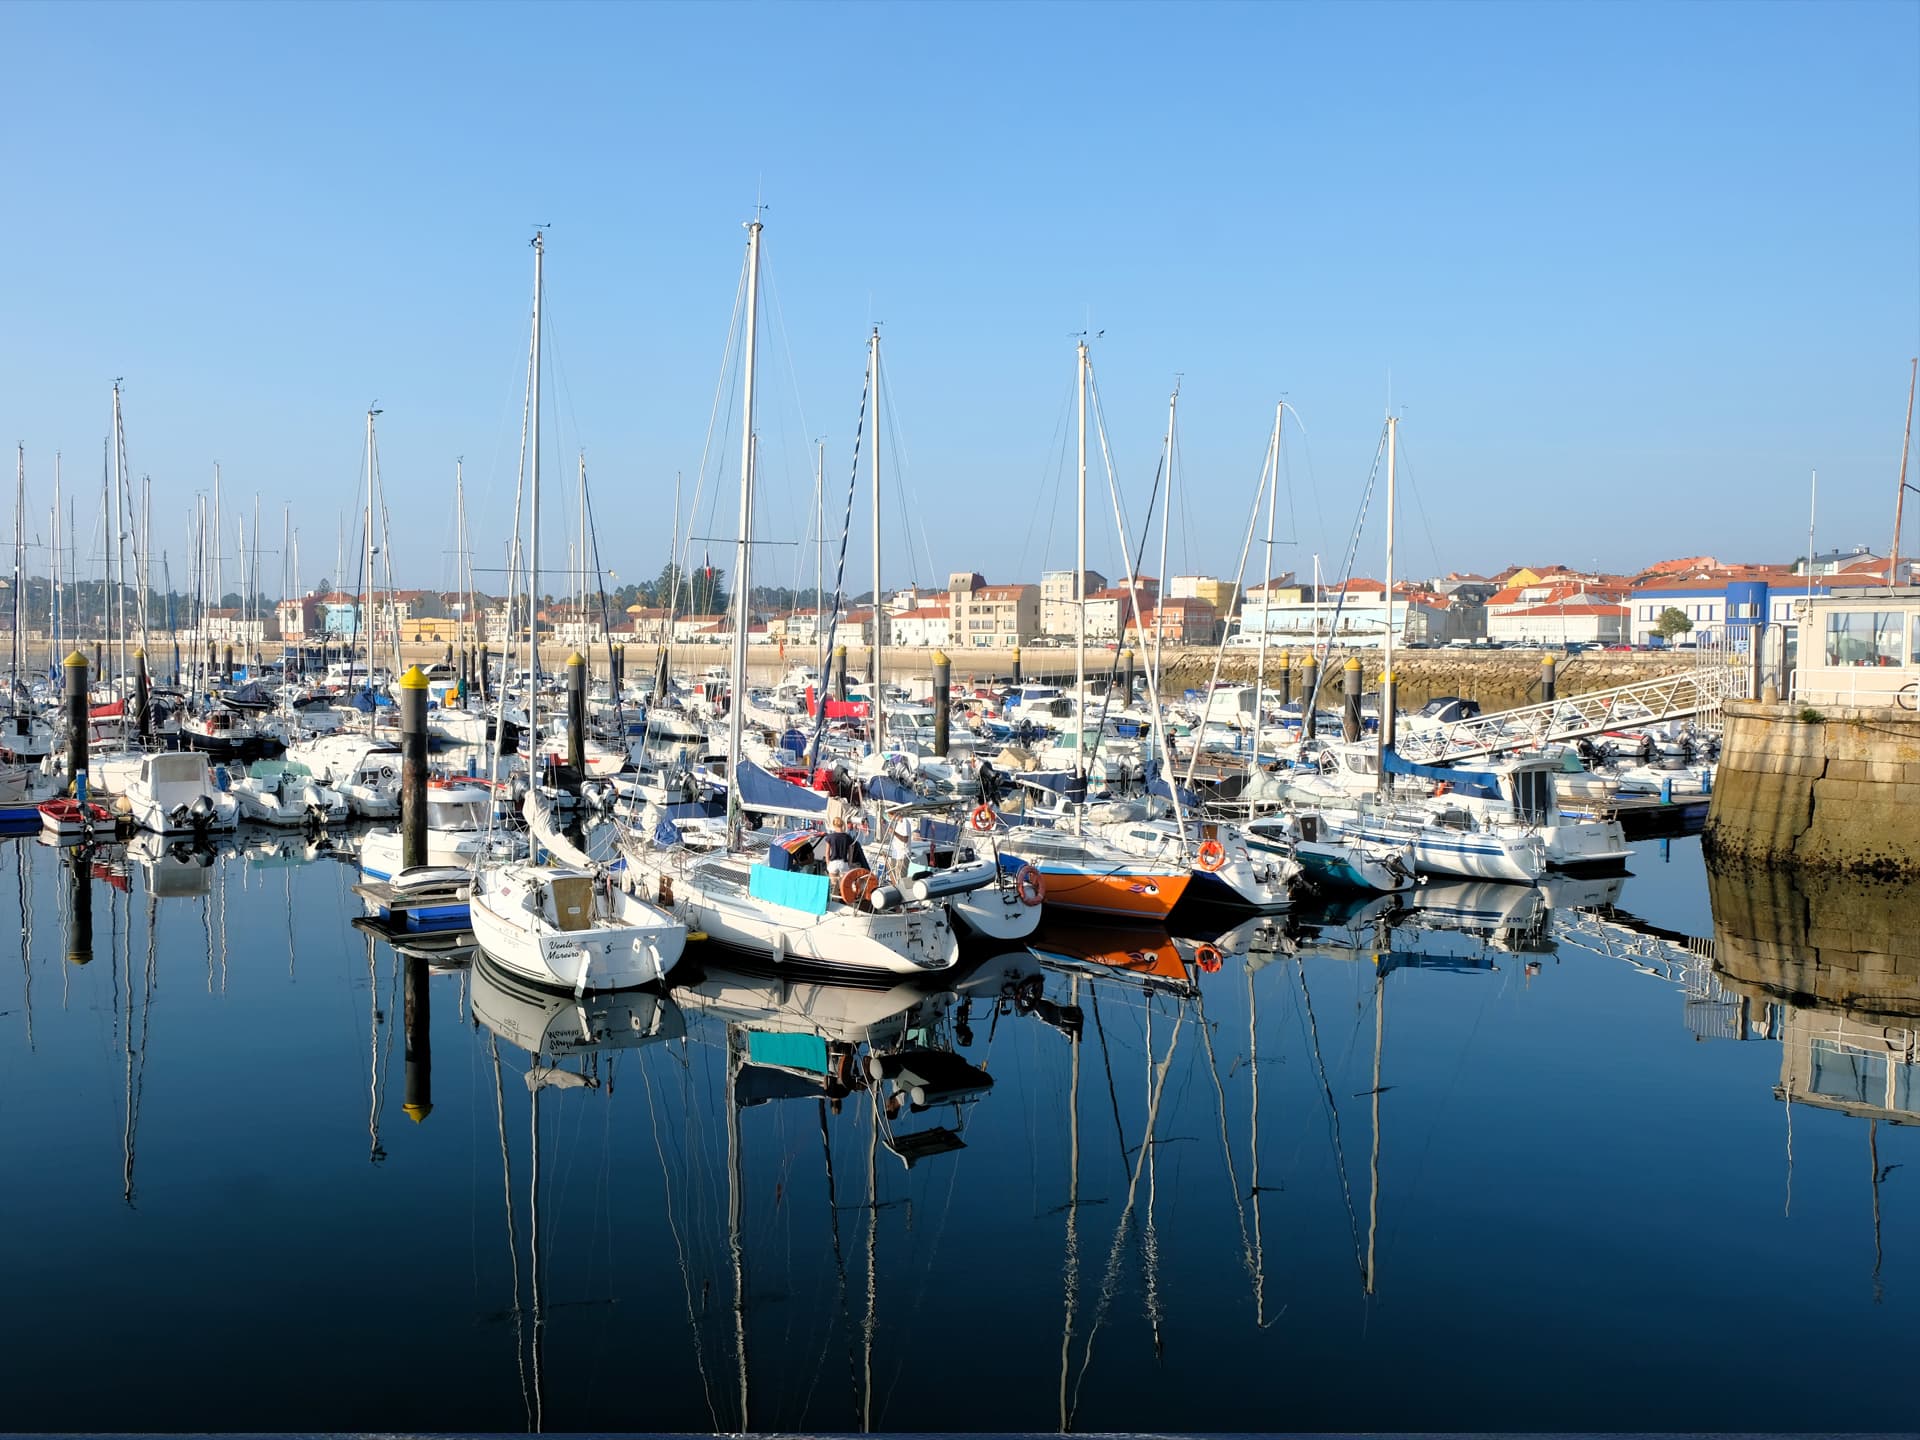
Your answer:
[1654,607,1693,640]
[654,561,729,618]
[313,576,332,596]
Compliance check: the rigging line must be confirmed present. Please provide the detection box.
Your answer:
[673,247,750,600]
[1179,425,1278,795]
[1302,423,1390,720]
[805,362,870,769]
[1018,372,1077,586]
[1392,435,1446,582]
[876,360,937,590]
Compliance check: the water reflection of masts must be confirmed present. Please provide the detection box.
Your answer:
[490,1037,535,1433]
[1058,975,1081,1435]
[1295,959,1366,1286]
[1364,961,1385,1296]
[529,1055,546,1435]
[1247,962,1271,1326]
[1194,982,1256,1308]
[726,1033,750,1434]
[16,839,33,1048]
[863,1092,878,1434]
[820,1101,860,1426]
[1069,998,1183,1427]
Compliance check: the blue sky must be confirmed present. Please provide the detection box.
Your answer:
[2,0,1915,598]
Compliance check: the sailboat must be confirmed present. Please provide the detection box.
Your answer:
[994,340,1192,922]
[621,219,958,977]
[468,230,687,996]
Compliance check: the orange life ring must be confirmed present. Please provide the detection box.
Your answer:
[839,867,878,905]
[1431,781,1452,797]
[969,803,998,834]
[1196,838,1227,872]
[1016,865,1045,906]
[1196,944,1223,973]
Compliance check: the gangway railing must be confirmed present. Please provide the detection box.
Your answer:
[1397,663,1749,764]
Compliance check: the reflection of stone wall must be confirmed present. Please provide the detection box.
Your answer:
[1707,863,1920,1020]
[1705,699,1920,874]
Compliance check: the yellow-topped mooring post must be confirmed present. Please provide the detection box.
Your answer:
[566,652,588,787]
[133,647,151,741]
[398,665,430,871]
[1342,656,1364,741]
[1541,651,1557,705]
[933,649,952,757]
[1301,651,1320,740]
[64,650,89,803]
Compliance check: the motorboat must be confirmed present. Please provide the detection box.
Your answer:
[470,859,686,993]
[226,759,349,828]
[121,752,240,834]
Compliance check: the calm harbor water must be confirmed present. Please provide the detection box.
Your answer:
[1,828,1916,1432]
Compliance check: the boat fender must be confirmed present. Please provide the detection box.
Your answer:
[870,885,900,912]
[1015,865,1045,907]
[770,930,787,964]
[909,878,930,903]
[1196,839,1227,872]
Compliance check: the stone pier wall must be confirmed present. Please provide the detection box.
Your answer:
[1704,699,1920,874]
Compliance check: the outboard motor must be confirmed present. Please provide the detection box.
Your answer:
[188,794,215,831]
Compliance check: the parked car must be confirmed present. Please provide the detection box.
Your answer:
[1603,643,1633,652]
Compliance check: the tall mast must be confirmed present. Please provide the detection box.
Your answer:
[725,218,763,836]
[1153,383,1177,703]
[213,460,224,686]
[1074,340,1088,788]
[1890,356,1917,590]
[12,444,23,702]
[815,438,825,674]
[362,415,377,726]
[51,453,63,671]
[1379,415,1397,787]
[869,326,883,756]
[111,384,128,688]
[528,230,545,750]
[1251,406,1279,785]
[577,450,587,643]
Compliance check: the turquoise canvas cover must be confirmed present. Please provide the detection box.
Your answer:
[748,863,830,916]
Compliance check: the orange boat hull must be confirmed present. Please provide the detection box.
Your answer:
[1031,867,1189,921]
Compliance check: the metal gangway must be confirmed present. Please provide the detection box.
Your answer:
[1398,657,1749,764]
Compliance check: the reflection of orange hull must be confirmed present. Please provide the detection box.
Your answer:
[1034,869,1189,920]
[1033,922,1186,985]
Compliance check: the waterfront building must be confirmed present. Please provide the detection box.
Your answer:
[1486,600,1629,646]
[1040,567,1107,636]
[951,574,1040,648]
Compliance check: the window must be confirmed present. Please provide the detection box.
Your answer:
[1912,614,1920,666]
[1823,610,1906,667]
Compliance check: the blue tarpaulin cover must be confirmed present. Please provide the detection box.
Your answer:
[736,760,829,816]
[1379,747,1504,801]
[748,863,830,915]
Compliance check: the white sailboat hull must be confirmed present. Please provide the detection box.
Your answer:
[470,863,684,993]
